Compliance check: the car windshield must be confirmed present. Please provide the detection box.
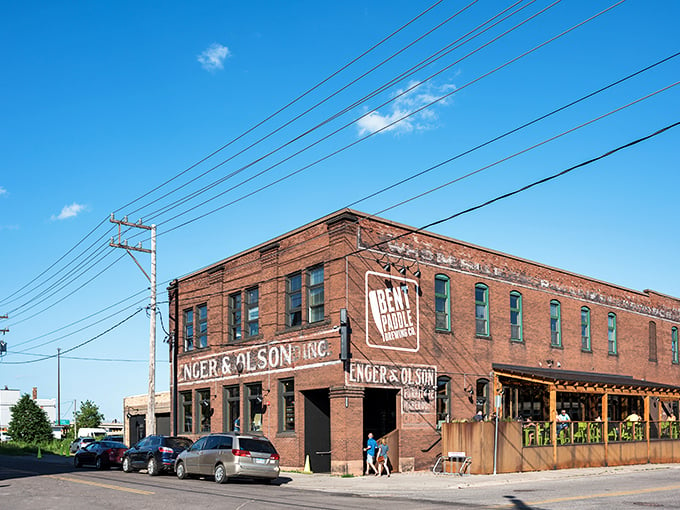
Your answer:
[239,438,277,454]
[166,437,192,449]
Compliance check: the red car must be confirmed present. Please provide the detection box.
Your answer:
[74,440,128,470]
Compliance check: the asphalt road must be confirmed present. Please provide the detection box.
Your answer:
[1,454,680,509]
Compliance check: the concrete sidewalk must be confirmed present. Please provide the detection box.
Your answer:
[280,463,680,496]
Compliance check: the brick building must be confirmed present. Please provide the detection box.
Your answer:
[167,209,680,474]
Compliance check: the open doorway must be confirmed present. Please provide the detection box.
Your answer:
[363,388,398,472]
[303,389,331,473]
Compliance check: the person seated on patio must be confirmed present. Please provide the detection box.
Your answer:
[556,409,571,435]
[523,416,536,445]
[625,412,641,422]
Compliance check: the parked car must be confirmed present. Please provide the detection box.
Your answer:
[0,431,11,442]
[175,433,280,484]
[122,435,193,476]
[69,437,95,454]
[73,440,128,469]
[103,435,124,444]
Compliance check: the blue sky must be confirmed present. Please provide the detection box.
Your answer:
[0,1,678,422]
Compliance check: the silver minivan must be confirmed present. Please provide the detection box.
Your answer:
[175,433,280,484]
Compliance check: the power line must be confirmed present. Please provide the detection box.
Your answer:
[1,307,145,365]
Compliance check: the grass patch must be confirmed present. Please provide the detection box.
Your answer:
[0,438,72,457]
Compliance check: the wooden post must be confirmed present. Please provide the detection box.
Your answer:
[602,393,609,466]
[549,385,557,469]
[644,395,650,462]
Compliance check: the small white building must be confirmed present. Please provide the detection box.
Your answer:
[0,387,57,431]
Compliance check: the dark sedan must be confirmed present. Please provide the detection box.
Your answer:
[74,440,128,469]
[122,435,193,476]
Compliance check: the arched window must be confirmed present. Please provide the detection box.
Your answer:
[510,291,522,342]
[436,376,451,424]
[581,307,591,351]
[476,378,490,417]
[434,275,450,331]
[475,284,489,337]
[608,313,617,354]
[550,300,561,347]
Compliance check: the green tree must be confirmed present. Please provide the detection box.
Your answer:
[74,400,104,430]
[7,394,53,443]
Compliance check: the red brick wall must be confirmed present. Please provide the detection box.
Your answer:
[169,210,680,472]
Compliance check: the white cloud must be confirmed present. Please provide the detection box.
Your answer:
[356,80,456,136]
[0,186,7,197]
[197,43,231,71]
[51,202,86,221]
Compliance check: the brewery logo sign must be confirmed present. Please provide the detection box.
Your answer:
[365,271,420,352]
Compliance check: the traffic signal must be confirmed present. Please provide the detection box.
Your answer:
[339,308,351,361]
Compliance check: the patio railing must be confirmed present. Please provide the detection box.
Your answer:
[522,420,680,447]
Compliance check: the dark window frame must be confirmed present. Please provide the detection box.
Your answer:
[286,272,302,328]
[672,327,679,365]
[307,266,325,323]
[649,321,657,362]
[229,292,242,343]
[279,378,295,432]
[183,308,194,352]
[246,382,264,433]
[197,388,211,433]
[245,287,260,337]
[180,391,193,433]
[223,385,240,432]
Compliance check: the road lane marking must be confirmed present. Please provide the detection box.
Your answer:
[498,483,680,507]
[47,475,154,495]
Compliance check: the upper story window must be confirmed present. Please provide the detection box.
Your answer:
[183,304,208,351]
[286,273,302,327]
[435,275,450,331]
[197,304,208,349]
[475,284,489,337]
[246,287,259,336]
[307,266,325,323]
[608,313,617,354]
[229,292,242,342]
[581,307,591,351]
[183,309,194,351]
[286,266,325,328]
[672,327,679,365]
[649,321,657,362]
[510,291,522,342]
[550,300,561,347]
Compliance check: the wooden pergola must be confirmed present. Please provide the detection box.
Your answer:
[491,363,680,464]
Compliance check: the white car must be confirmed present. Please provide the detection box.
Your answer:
[0,431,12,442]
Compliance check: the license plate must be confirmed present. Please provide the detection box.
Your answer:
[253,458,266,464]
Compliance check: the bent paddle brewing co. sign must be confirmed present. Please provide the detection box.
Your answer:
[365,271,420,352]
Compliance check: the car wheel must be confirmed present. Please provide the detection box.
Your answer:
[214,463,228,484]
[122,457,133,473]
[74,456,82,468]
[176,461,188,480]
[95,456,107,470]
[147,457,160,476]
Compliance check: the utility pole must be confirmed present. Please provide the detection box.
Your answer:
[57,348,61,430]
[0,315,8,358]
[109,214,157,436]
